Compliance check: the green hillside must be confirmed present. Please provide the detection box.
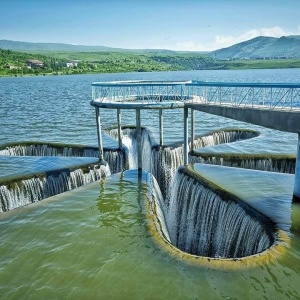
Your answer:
[0,39,177,54]
[0,39,127,52]
[1,46,300,77]
[225,58,300,69]
[210,35,300,60]
[0,48,223,76]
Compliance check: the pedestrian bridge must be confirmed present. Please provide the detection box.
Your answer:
[91,80,300,201]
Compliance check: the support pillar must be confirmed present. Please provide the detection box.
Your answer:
[95,107,104,161]
[293,133,300,202]
[117,109,122,149]
[136,109,142,170]
[159,109,163,146]
[191,108,195,152]
[183,106,189,165]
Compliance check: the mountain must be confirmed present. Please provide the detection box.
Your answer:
[210,35,300,60]
[2,36,300,60]
[0,39,175,54]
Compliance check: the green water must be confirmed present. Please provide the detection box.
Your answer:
[0,169,299,299]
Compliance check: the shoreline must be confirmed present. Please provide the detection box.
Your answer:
[2,64,300,79]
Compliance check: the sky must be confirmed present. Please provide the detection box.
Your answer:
[0,0,300,51]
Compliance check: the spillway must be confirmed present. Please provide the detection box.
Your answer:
[165,168,275,258]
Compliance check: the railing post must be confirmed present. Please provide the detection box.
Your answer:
[183,106,189,165]
[159,109,164,146]
[191,108,195,152]
[293,133,300,202]
[136,109,142,170]
[117,108,122,149]
[270,88,273,109]
[95,107,104,161]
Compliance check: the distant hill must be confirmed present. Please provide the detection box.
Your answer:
[210,35,300,60]
[0,39,176,54]
[0,47,224,78]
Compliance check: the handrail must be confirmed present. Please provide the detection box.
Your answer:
[92,80,300,110]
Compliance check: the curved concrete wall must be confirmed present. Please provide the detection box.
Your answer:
[186,104,300,134]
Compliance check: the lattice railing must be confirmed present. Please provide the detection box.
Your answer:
[92,81,300,110]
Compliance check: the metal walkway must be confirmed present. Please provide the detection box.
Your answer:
[92,80,300,110]
[90,80,300,201]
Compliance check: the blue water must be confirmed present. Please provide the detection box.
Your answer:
[1,69,300,299]
[1,69,299,150]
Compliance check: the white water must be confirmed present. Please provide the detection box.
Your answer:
[110,128,153,171]
[113,128,295,198]
[166,170,274,258]
[192,130,259,148]
[1,127,294,217]
[0,164,110,213]
[112,128,282,257]
[0,144,99,157]
[190,155,295,173]
[0,126,292,259]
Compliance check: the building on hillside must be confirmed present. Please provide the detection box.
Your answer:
[71,60,81,66]
[26,60,44,68]
[4,65,20,69]
[62,60,81,68]
[62,62,73,68]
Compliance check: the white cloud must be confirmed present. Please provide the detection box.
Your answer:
[175,41,209,51]
[172,26,300,52]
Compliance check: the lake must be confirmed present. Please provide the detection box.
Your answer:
[0,69,300,299]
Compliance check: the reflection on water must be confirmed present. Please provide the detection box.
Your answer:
[0,170,299,299]
[97,171,146,235]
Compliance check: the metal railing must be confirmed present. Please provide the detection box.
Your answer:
[188,81,300,111]
[92,80,192,104]
[92,80,300,111]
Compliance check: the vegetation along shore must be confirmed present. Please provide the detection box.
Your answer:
[2,35,300,77]
[2,48,300,77]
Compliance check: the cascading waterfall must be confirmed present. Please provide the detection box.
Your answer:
[108,128,294,199]
[0,141,127,212]
[110,128,153,172]
[110,127,182,197]
[189,155,295,174]
[103,149,127,174]
[150,130,262,198]
[0,164,110,213]
[191,130,259,149]
[119,131,138,169]
[0,144,126,174]
[165,169,275,258]
[0,144,99,157]
[146,171,171,243]
[0,126,285,259]
[151,147,184,198]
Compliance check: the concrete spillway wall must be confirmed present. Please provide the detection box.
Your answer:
[186,104,300,134]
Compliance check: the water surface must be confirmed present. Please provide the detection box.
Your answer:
[1,69,300,299]
[0,170,299,299]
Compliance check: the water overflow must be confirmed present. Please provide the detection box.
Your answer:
[0,128,291,259]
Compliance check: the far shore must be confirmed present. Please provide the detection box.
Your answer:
[2,62,300,79]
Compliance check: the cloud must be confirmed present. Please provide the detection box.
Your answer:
[172,26,300,51]
[175,41,209,51]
